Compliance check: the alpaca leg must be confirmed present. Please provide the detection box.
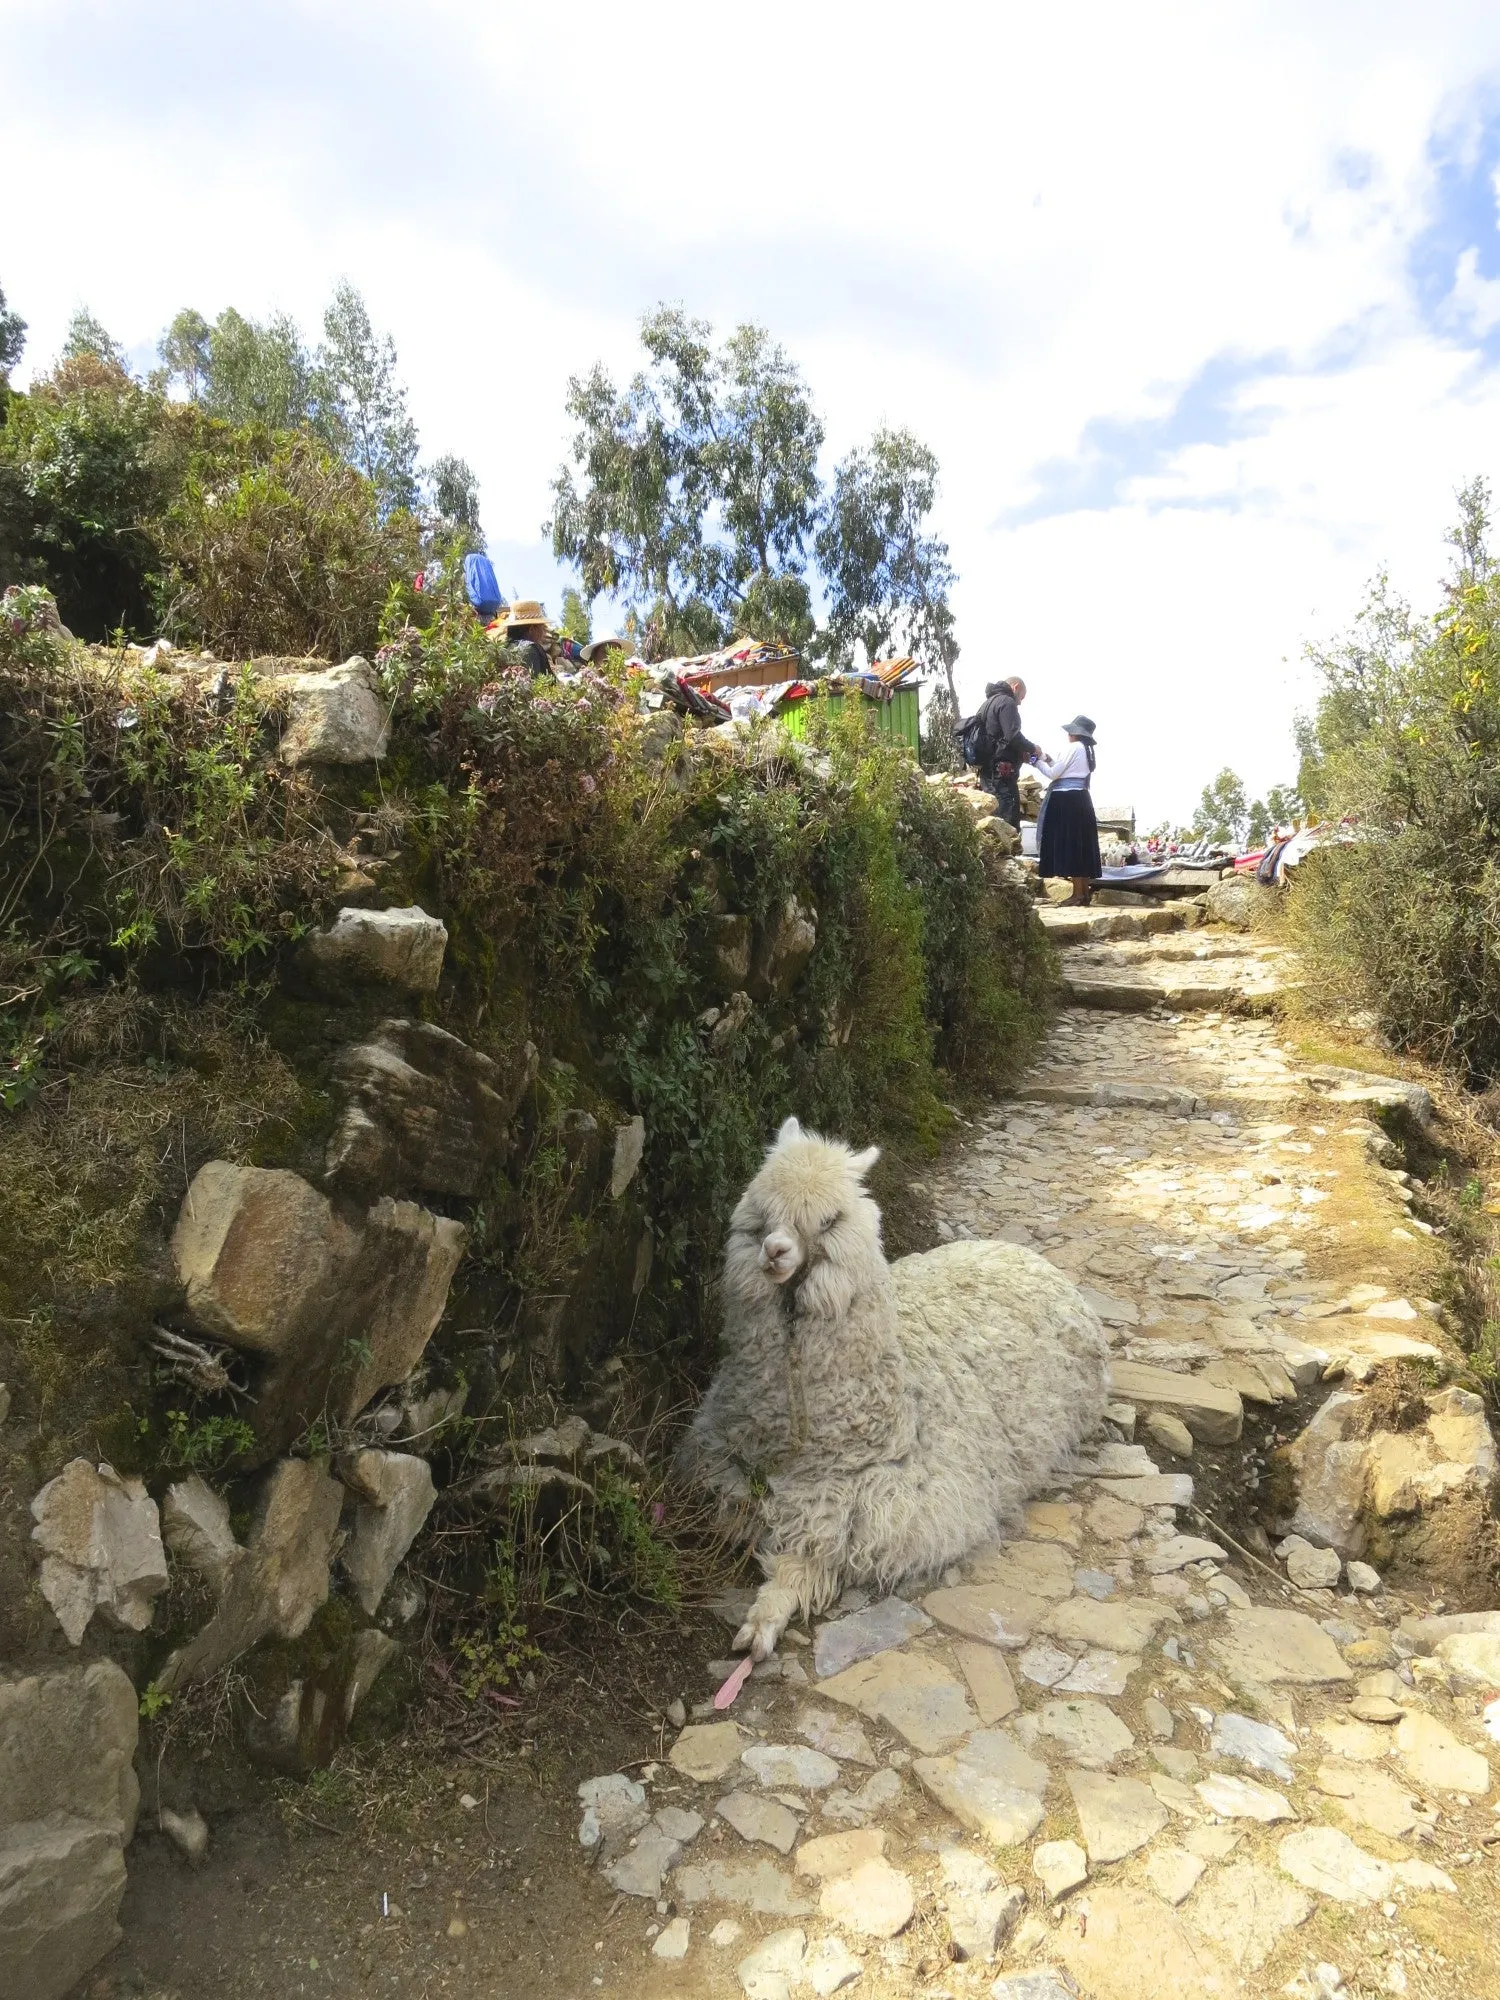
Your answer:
[733,1551,842,1660]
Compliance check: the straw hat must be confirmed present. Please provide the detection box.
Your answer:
[505,599,551,635]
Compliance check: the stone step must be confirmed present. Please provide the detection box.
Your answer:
[1063,977,1281,1015]
[1037,905,1198,944]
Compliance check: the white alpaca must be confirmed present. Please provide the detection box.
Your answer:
[676,1118,1110,1658]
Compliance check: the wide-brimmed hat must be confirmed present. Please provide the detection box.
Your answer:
[1062,713,1097,741]
[505,599,551,634]
[582,636,624,661]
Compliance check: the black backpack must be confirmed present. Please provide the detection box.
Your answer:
[954,711,986,768]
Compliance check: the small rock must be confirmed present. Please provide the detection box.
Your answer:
[795,1830,885,1879]
[675,1859,813,1917]
[158,1805,209,1866]
[666,1698,687,1729]
[1144,1845,1204,1906]
[1140,1533,1227,1574]
[819,1858,915,1938]
[1346,1561,1382,1594]
[654,1805,705,1843]
[1143,1697,1174,1740]
[577,1773,648,1849]
[609,1116,646,1199]
[341,1450,436,1616]
[1015,1697,1134,1769]
[710,1919,744,1947]
[990,1969,1082,1998]
[1144,1412,1195,1459]
[652,1917,691,1960]
[304,904,448,994]
[603,1825,681,1897]
[1071,1568,1117,1600]
[161,1476,243,1599]
[670,1721,745,1783]
[1278,1536,1343,1591]
[1349,1696,1403,1724]
[797,1709,876,1765]
[1032,1839,1088,1901]
[1017,1640,1075,1687]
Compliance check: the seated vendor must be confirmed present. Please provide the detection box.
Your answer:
[505,599,556,676]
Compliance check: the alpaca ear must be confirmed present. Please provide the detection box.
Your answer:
[850,1144,880,1179]
[775,1115,803,1146]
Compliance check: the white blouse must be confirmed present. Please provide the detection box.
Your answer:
[1034,741,1093,786]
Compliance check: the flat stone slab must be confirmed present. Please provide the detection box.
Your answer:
[1067,1770,1168,1863]
[796,1708,876,1766]
[816,1651,975,1754]
[1210,1713,1297,1782]
[1184,1858,1310,1971]
[1034,1837,1089,1901]
[1055,1648,1139,1695]
[964,1541,1076,1598]
[1209,1608,1353,1686]
[673,1859,813,1916]
[912,1744,1048,1848]
[1193,1773,1294,1822]
[1092,1475,1195,1507]
[671,1721,748,1782]
[1144,1846,1205,1907]
[923,1581,1044,1649]
[953,1642,1019,1723]
[741,1745,841,1792]
[1395,1710,1491,1796]
[813,1597,931,1678]
[794,1829,885,1879]
[717,1790,800,1854]
[1041,1595,1176,1654]
[1016,1697,1135,1770]
[1108,1361,1244,1444]
[737,1926,806,2000]
[604,1824,682,1897]
[1052,1883,1234,1999]
[818,1858,915,1938]
[1315,1759,1421,1838]
[1276,1826,1442,1904]
[1141,1535,1227,1574]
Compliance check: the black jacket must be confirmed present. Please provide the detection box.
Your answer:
[979,686,1036,771]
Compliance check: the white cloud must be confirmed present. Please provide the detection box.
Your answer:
[5,1,1500,820]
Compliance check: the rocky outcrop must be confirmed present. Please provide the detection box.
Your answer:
[302,904,448,994]
[1282,1382,1496,1558]
[609,1115,646,1200]
[158,1457,344,1691]
[29,1460,167,1645]
[323,1019,536,1198]
[274,656,389,766]
[0,1661,139,2000]
[171,1162,466,1456]
[339,1450,436,1615]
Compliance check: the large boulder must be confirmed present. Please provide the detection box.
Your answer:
[30,1460,167,1645]
[172,1162,466,1457]
[302,905,448,995]
[1205,873,1278,930]
[0,1661,139,2000]
[324,1019,536,1198]
[158,1457,344,1691]
[340,1450,436,1615]
[274,656,389,766]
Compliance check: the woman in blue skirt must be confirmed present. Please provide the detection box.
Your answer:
[1035,714,1102,906]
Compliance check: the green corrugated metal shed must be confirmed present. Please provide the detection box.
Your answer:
[778,683,922,754]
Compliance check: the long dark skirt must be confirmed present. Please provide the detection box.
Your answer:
[1038,788,1101,879]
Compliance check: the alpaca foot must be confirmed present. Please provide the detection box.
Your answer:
[733,1583,799,1660]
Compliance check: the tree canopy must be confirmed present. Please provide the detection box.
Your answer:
[550,307,956,666]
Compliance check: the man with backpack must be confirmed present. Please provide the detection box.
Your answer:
[965,676,1036,829]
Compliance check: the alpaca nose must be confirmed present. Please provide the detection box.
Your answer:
[759,1231,800,1282]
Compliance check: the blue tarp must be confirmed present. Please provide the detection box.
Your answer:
[463,552,502,620]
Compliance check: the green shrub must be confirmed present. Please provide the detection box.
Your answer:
[1287,483,1500,1081]
[157,433,419,658]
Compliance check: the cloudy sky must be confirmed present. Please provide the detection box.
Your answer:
[6,1,1500,823]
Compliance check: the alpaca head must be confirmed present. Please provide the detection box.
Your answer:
[726,1116,883,1316]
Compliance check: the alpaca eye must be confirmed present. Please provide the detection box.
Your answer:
[819,1212,843,1235]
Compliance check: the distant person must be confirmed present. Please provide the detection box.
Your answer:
[505,600,557,676]
[462,551,504,624]
[977,675,1036,829]
[1035,714,1102,906]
